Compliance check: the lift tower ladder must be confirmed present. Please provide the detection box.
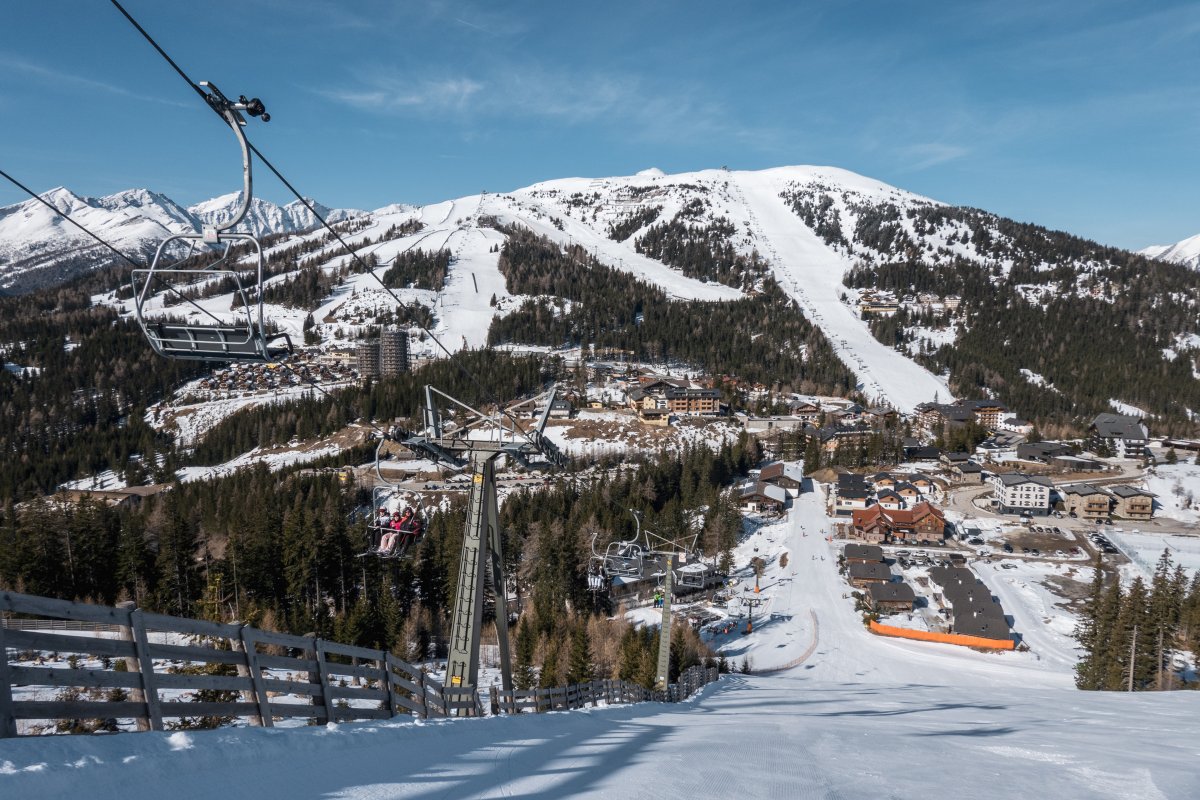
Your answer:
[402,383,564,715]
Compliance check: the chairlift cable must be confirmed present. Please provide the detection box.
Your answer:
[108,0,542,451]
[0,168,140,269]
[0,166,232,327]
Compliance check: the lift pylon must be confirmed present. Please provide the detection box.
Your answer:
[401,383,563,715]
[629,511,699,692]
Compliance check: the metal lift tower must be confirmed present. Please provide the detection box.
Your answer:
[401,384,564,714]
[630,512,699,692]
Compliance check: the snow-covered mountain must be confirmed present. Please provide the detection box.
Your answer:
[0,188,363,293]
[1141,232,1200,269]
[187,192,362,238]
[9,165,1197,417]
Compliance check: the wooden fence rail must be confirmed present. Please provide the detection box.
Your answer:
[0,590,720,738]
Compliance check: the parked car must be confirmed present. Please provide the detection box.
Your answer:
[1030,548,1041,556]
[968,537,984,545]
[1054,550,1066,558]
[1002,563,1018,569]
[1003,543,1014,553]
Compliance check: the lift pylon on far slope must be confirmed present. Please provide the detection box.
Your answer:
[401,383,565,715]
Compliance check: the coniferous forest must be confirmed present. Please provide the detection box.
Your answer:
[1075,551,1200,691]
[784,185,1200,432]
[0,437,756,688]
[488,226,855,395]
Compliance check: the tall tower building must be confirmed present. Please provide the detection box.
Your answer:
[380,329,410,375]
[356,340,380,380]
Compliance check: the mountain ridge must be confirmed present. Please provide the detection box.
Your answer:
[0,186,364,293]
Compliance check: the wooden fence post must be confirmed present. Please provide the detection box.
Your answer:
[115,602,150,732]
[233,624,270,727]
[380,654,399,719]
[0,621,16,738]
[128,609,163,731]
[414,670,429,720]
[312,638,335,725]
[489,685,500,716]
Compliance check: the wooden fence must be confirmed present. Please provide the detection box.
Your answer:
[488,664,719,715]
[0,590,719,738]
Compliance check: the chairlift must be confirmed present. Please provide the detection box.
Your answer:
[131,82,292,362]
[358,433,428,559]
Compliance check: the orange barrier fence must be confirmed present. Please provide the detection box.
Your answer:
[868,620,1015,651]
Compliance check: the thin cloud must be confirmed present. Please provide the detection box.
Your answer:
[320,65,766,150]
[323,77,483,113]
[0,56,190,108]
[900,143,971,171]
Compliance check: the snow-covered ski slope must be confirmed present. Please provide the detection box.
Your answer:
[114,165,962,409]
[497,165,952,410]
[6,491,1197,799]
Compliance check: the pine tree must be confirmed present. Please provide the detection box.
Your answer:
[566,621,593,685]
[513,616,538,690]
[539,635,561,689]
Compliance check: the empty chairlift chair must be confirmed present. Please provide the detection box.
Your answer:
[131,82,292,362]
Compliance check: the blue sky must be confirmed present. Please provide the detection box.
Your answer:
[0,1,1196,250]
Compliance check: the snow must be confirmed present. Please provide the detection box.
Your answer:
[7,487,1200,796]
[1109,399,1150,418]
[729,168,954,411]
[175,442,343,483]
[1141,231,1200,269]
[1110,529,1200,576]
[1021,368,1057,391]
[1144,462,1200,524]
[59,470,128,492]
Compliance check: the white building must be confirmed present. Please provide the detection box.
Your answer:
[992,473,1053,516]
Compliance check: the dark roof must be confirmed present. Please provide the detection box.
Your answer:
[958,399,1008,412]
[868,582,915,604]
[928,566,977,588]
[848,562,892,582]
[953,608,1011,640]
[837,473,871,499]
[996,472,1053,488]
[844,543,883,562]
[1091,413,1148,440]
[944,583,994,606]
[665,387,720,399]
[1018,441,1072,458]
[1109,485,1154,499]
[956,461,983,473]
[1063,483,1107,497]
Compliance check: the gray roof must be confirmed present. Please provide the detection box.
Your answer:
[1091,413,1148,440]
[1063,483,1107,497]
[996,472,1053,488]
[868,582,915,604]
[848,562,893,582]
[740,482,789,504]
[1109,485,1154,499]
[954,609,1011,640]
[844,543,883,562]
[956,461,983,472]
[928,566,977,588]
